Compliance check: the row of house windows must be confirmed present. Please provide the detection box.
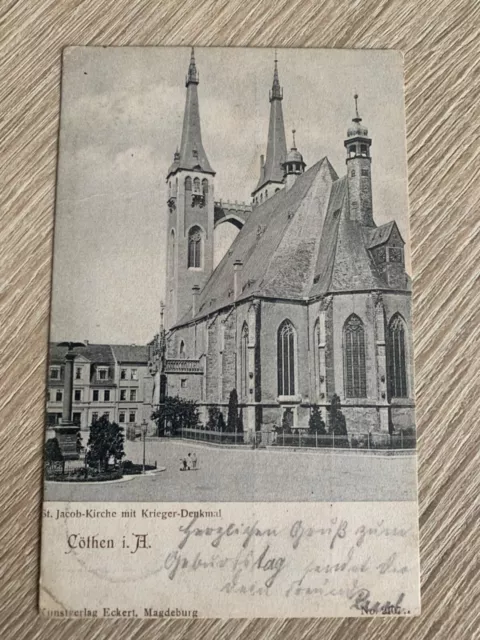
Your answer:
[48,389,138,402]
[120,368,138,380]
[90,411,137,424]
[50,366,138,381]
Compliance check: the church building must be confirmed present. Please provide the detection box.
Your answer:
[150,49,415,441]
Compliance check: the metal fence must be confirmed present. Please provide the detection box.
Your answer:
[180,427,246,445]
[272,431,416,450]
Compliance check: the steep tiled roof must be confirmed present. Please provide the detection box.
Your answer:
[175,158,338,326]
[49,343,115,364]
[111,345,149,363]
[364,222,397,248]
[174,155,409,327]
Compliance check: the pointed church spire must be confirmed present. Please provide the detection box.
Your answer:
[252,52,287,198]
[168,48,214,178]
[186,47,199,86]
[270,50,283,101]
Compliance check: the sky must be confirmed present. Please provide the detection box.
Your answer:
[50,47,410,345]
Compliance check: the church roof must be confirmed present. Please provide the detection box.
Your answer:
[253,58,287,193]
[174,158,408,328]
[167,49,214,178]
[364,221,404,248]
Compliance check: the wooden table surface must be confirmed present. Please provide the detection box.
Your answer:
[1,1,479,638]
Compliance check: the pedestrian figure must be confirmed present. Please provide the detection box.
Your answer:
[190,452,197,470]
[180,457,188,471]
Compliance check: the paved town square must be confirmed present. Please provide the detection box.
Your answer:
[44,439,417,503]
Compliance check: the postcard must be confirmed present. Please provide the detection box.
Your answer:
[40,46,420,618]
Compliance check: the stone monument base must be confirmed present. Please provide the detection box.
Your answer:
[54,422,80,460]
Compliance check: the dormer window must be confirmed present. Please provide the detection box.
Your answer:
[97,367,108,381]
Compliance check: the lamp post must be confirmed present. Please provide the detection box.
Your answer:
[141,419,148,474]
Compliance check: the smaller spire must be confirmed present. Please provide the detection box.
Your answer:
[186,47,199,86]
[270,50,283,102]
[291,129,297,149]
[353,93,361,122]
[346,92,369,138]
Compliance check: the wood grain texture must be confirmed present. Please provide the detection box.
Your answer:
[0,0,479,638]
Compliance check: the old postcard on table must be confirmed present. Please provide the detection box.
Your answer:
[40,46,420,619]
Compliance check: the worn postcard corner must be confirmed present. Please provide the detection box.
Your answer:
[40,46,420,619]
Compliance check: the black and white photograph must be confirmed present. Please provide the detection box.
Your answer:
[43,47,417,504]
[39,46,421,619]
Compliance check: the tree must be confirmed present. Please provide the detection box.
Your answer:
[76,431,83,454]
[237,408,244,434]
[308,405,326,435]
[152,395,199,436]
[44,438,64,470]
[206,406,221,431]
[328,394,348,439]
[87,415,125,471]
[217,411,226,433]
[227,389,239,432]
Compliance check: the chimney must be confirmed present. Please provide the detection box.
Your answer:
[233,260,243,301]
[192,285,200,317]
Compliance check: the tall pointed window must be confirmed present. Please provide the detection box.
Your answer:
[179,340,186,359]
[168,229,175,276]
[277,320,296,396]
[185,176,192,191]
[202,179,208,202]
[193,177,200,193]
[188,225,202,268]
[343,314,366,398]
[240,322,249,398]
[313,318,320,396]
[388,314,408,397]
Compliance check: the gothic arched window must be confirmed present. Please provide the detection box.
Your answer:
[179,340,186,359]
[387,314,408,398]
[343,314,366,398]
[202,178,208,199]
[313,318,320,395]
[185,176,192,191]
[169,229,175,276]
[188,225,202,268]
[240,322,249,398]
[277,320,296,396]
[193,177,200,193]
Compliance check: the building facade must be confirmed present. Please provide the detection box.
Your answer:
[150,50,415,441]
[46,343,154,434]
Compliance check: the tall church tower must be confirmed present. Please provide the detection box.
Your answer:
[252,54,287,206]
[344,94,374,227]
[164,49,216,330]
